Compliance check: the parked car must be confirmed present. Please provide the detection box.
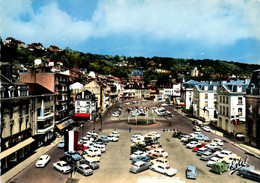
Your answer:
[76,164,93,176]
[221,155,241,164]
[148,152,165,159]
[186,166,197,179]
[236,133,245,139]
[112,113,120,117]
[130,151,148,160]
[217,150,236,158]
[207,157,222,167]
[145,144,163,150]
[79,159,99,170]
[131,156,150,164]
[83,153,101,163]
[212,139,224,146]
[198,139,212,145]
[107,135,119,142]
[147,149,168,158]
[186,141,201,149]
[193,126,200,132]
[202,126,211,132]
[205,143,220,150]
[36,155,51,168]
[53,161,72,173]
[150,164,177,176]
[197,147,211,156]
[93,144,106,153]
[237,166,260,182]
[194,134,210,141]
[77,143,88,150]
[100,135,110,143]
[64,151,82,161]
[193,144,206,152]
[58,140,65,148]
[211,162,228,174]
[148,131,161,138]
[200,151,217,161]
[181,135,190,142]
[129,161,152,174]
[172,131,182,138]
[151,158,169,166]
[192,120,198,125]
[85,147,102,156]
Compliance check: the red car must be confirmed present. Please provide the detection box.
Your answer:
[192,144,205,152]
[77,143,88,150]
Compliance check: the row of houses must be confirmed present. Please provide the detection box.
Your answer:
[181,70,260,148]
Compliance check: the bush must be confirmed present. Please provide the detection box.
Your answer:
[128,120,154,125]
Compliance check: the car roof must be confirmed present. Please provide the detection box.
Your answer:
[134,161,146,165]
[187,166,196,170]
[40,155,49,158]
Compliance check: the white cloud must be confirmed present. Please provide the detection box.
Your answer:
[1,0,260,48]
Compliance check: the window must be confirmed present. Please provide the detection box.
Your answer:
[223,107,225,115]
[205,101,208,107]
[220,106,222,114]
[10,108,13,119]
[226,96,228,104]
[10,124,13,135]
[205,94,208,99]
[226,107,229,116]
[220,96,222,103]
[223,96,225,103]
[238,97,242,104]
[238,108,242,116]
[214,94,217,99]
[19,118,22,132]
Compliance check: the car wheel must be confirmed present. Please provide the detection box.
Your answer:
[164,173,167,176]
[152,168,155,171]
[220,171,222,175]
[62,170,65,174]
[240,174,243,178]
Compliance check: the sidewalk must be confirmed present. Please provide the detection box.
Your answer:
[174,108,260,159]
[2,137,63,183]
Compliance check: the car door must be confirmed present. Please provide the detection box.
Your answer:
[157,165,164,173]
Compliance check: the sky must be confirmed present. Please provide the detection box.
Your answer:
[1,0,260,64]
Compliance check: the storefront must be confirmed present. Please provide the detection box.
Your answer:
[1,137,35,174]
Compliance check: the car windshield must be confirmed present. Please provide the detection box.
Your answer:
[85,167,90,170]
[188,169,195,173]
[166,167,170,169]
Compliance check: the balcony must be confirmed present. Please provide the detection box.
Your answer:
[37,124,54,134]
[37,112,54,121]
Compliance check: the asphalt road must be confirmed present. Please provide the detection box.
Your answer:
[6,101,260,183]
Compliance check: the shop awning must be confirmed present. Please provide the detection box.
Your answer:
[74,113,90,118]
[1,137,35,159]
[56,124,64,130]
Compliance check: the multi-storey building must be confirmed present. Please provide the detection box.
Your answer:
[245,69,260,148]
[1,72,34,173]
[193,82,220,122]
[26,83,55,147]
[83,81,103,112]
[19,66,73,133]
[181,80,200,109]
[128,70,144,88]
[74,90,96,122]
[217,80,248,133]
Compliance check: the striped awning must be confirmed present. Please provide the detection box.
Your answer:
[74,113,90,118]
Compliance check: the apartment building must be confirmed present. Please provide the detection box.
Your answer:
[19,66,73,133]
[26,83,55,147]
[181,80,200,109]
[217,80,248,133]
[245,69,260,148]
[193,82,220,122]
[0,74,34,174]
[74,90,96,122]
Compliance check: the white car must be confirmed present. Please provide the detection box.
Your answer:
[85,147,102,156]
[36,155,51,168]
[217,150,236,158]
[147,149,168,158]
[107,135,119,142]
[161,103,168,107]
[110,131,120,137]
[112,113,120,117]
[186,141,201,149]
[148,131,161,138]
[207,157,222,167]
[193,126,201,132]
[53,161,72,173]
[202,126,211,132]
[212,139,224,146]
[181,135,190,142]
[130,151,148,160]
[150,164,177,176]
[205,143,220,150]
[83,141,94,148]
[93,144,106,153]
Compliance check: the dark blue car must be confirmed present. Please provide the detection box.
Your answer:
[131,156,150,164]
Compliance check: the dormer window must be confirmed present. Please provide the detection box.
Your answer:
[0,86,5,98]
[8,86,15,97]
[237,85,242,92]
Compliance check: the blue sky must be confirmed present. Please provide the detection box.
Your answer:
[2,0,260,64]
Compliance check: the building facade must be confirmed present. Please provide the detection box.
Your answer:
[217,80,248,133]
[245,69,260,148]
